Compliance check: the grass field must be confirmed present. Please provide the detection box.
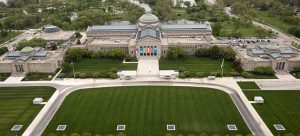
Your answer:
[43,86,251,136]
[244,91,300,135]
[220,20,269,37]
[159,57,235,75]
[253,11,300,35]
[0,87,55,136]
[237,82,260,90]
[73,58,137,74]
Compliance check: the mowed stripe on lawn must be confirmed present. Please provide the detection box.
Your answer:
[44,86,251,136]
[0,87,55,136]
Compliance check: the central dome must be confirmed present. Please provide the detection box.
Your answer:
[139,13,159,23]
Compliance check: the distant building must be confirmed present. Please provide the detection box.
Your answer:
[86,13,212,59]
[235,43,300,71]
[35,25,76,45]
[0,46,64,73]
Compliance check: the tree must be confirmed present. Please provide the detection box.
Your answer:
[75,31,82,39]
[0,47,8,56]
[195,48,210,57]
[167,46,187,59]
[231,1,248,14]
[288,27,300,38]
[16,38,47,50]
[153,0,173,21]
[212,22,222,36]
[109,48,127,59]
[221,47,236,60]
[210,46,220,59]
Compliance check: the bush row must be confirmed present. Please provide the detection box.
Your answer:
[58,68,118,79]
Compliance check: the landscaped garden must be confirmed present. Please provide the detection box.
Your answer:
[22,73,55,81]
[43,86,251,136]
[244,91,300,135]
[0,87,55,136]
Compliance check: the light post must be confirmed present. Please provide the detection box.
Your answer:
[71,61,75,78]
[221,57,224,77]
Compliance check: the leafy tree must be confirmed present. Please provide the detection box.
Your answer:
[167,46,187,59]
[231,1,248,14]
[288,27,300,38]
[16,38,47,50]
[221,47,236,60]
[212,22,222,36]
[109,48,127,59]
[210,45,220,59]
[195,48,210,57]
[153,0,173,21]
[0,47,8,56]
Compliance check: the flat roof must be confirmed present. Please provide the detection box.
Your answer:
[87,25,137,32]
[161,24,210,30]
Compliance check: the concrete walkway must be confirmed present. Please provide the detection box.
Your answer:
[137,57,159,77]
[275,71,296,80]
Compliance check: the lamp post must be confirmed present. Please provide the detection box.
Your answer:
[221,58,224,77]
[71,61,75,78]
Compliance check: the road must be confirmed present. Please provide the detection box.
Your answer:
[0,78,274,136]
[1,29,37,50]
[224,7,300,44]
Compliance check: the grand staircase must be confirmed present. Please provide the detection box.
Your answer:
[137,56,159,77]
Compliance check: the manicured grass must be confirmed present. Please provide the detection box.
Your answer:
[0,87,55,136]
[253,11,300,35]
[0,31,22,44]
[159,57,235,75]
[0,73,11,81]
[22,73,55,81]
[43,86,251,136]
[244,91,300,135]
[73,58,137,74]
[237,82,260,90]
[220,20,269,37]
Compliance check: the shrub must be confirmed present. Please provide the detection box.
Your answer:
[181,71,190,77]
[110,73,118,79]
[92,72,101,78]
[70,133,80,136]
[82,132,92,136]
[195,72,206,77]
[254,66,275,75]
[109,67,118,73]
[241,71,253,78]
[230,72,240,76]
[74,72,80,78]
[179,73,186,78]
[58,73,65,78]
[195,48,210,57]
[79,73,88,78]
[178,67,186,72]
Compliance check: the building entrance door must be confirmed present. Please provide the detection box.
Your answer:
[138,46,157,56]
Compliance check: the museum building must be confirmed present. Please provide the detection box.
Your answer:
[86,13,212,59]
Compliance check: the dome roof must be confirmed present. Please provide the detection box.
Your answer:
[21,47,34,53]
[139,13,158,23]
[43,25,61,33]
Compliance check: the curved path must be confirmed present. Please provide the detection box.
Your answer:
[0,79,273,136]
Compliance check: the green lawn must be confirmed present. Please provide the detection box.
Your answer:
[253,11,300,35]
[0,73,11,81]
[73,58,137,74]
[43,86,251,136]
[220,20,269,37]
[0,31,22,44]
[0,87,55,136]
[237,82,260,90]
[244,91,300,135]
[159,57,235,75]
